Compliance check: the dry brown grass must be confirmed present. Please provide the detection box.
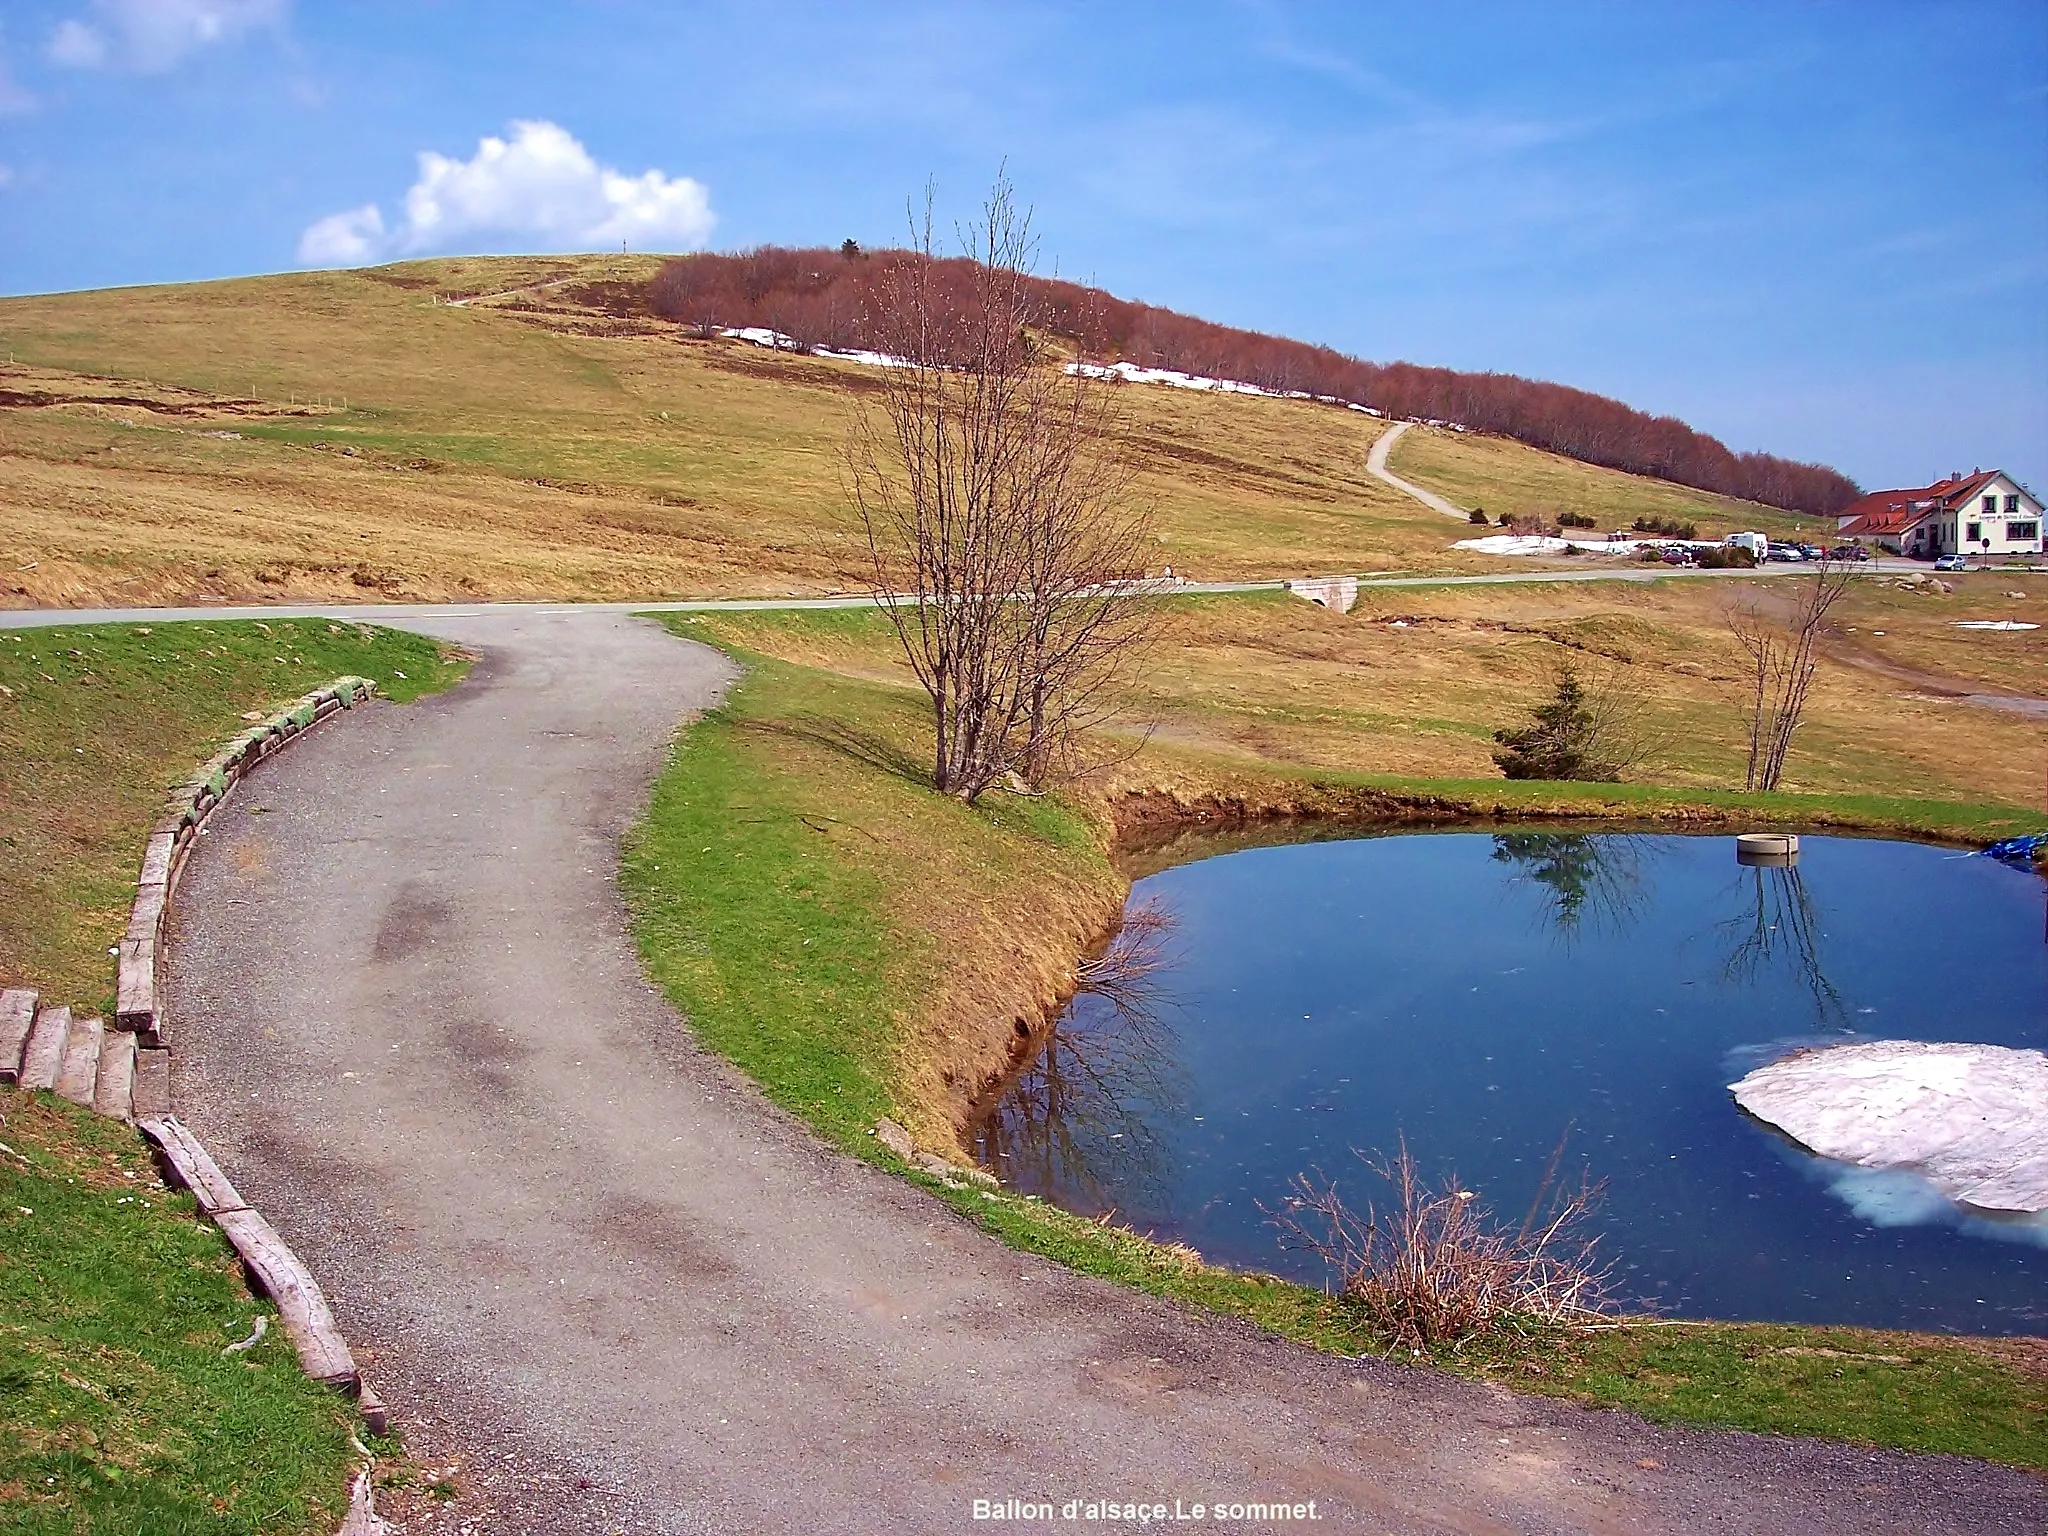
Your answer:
[699,576,2048,815]
[0,257,1857,609]
[1389,425,1830,543]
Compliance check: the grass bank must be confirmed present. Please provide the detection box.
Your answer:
[0,617,468,1531]
[0,617,469,1013]
[0,1094,358,1533]
[624,609,2045,1471]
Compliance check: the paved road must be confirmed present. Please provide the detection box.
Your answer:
[154,606,2042,1535]
[0,557,1923,639]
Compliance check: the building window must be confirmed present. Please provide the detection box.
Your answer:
[1983,495,1998,515]
[2007,495,2022,515]
[2011,521,2039,542]
[1967,521,1982,542]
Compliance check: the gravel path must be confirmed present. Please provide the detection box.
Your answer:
[1366,422,1471,521]
[162,607,2044,1534]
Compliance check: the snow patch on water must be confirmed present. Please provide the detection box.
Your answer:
[1731,1040,2048,1221]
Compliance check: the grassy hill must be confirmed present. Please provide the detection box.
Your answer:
[0,256,1825,609]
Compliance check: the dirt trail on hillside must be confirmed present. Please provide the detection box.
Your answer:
[1366,421,1471,521]
[163,609,2045,1534]
[1821,630,2048,718]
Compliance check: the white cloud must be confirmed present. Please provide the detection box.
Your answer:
[297,120,716,268]
[0,23,39,114]
[48,19,106,68]
[296,203,385,266]
[49,0,284,74]
[0,61,35,116]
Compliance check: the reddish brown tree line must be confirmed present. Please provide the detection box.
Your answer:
[650,246,1860,517]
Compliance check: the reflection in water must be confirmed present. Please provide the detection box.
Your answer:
[1490,832,1653,939]
[1718,862,1846,1029]
[971,904,1187,1210]
[974,830,2048,1333]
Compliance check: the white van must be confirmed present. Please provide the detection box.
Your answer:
[1723,531,1768,559]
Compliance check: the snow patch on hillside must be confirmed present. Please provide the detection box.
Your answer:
[720,327,911,369]
[715,328,1486,435]
[1454,534,1646,557]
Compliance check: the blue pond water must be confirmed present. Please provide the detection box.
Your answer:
[971,831,2048,1333]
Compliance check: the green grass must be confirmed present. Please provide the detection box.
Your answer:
[620,661,914,1146]
[622,620,1114,1149]
[0,619,469,1013]
[0,617,467,1530]
[1545,1324,2046,1467]
[623,614,2047,1471]
[0,1095,357,1533]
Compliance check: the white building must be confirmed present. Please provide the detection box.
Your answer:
[1836,470,2043,559]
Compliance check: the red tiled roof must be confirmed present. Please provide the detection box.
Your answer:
[1836,471,2000,536]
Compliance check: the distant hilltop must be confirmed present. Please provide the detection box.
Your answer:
[651,246,1861,518]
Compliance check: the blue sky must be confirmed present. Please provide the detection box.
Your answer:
[1,1,2043,493]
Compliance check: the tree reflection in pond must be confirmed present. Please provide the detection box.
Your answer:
[1718,861,1847,1029]
[1490,832,1655,940]
[970,902,1187,1212]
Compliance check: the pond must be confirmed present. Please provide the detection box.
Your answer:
[969,829,2048,1334]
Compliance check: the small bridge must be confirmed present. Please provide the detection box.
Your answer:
[1285,575,1359,613]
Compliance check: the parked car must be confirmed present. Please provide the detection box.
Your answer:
[1797,543,1826,559]
[1827,544,1871,562]
[1933,554,1969,572]
[1767,543,1806,562]
[1659,546,1694,566]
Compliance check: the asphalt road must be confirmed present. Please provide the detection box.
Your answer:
[0,555,1929,638]
[149,606,2044,1535]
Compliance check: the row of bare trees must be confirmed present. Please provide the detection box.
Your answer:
[847,180,1155,803]
[651,250,1861,516]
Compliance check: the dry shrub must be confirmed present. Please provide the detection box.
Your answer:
[1270,1139,1620,1355]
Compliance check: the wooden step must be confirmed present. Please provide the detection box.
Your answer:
[115,936,157,1038]
[94,1030,138,1121]
[132,1048,172,1121]
[0,989,35,1084]
[18,1004,70,1093]
[214,1206,359,1389]
[54,1016,105,1106]
[138,1115,248,1215]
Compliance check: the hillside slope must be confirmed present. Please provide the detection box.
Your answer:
[0,257,1819,608]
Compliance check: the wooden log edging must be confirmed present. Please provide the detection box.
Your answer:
[4,675,388,1409]
[117,676,378,1046]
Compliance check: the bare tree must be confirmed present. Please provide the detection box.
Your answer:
[847,176,1156,802]
[1728,557,1859,792]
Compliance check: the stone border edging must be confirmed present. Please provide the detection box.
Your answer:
[117,676,378,1045]
[3,674,391,1428]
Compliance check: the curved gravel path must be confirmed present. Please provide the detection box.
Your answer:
[162,608,2043,1534]
[1367,422,1471,521]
